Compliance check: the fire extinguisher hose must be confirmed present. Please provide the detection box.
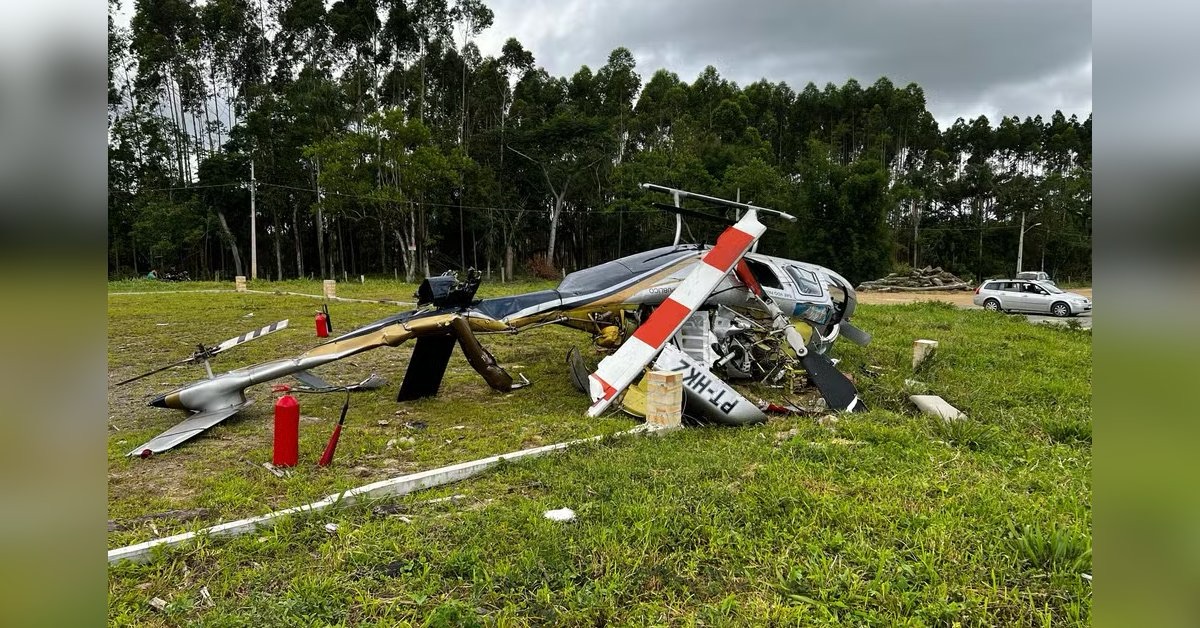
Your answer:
[317,389,351,467]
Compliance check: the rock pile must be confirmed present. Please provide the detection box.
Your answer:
[856,266,973,292]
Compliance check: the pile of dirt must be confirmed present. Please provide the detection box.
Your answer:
[856,266,973,292]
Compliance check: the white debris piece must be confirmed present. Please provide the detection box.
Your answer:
[913,339,938,370]
[543,508,576,522]
[910,394,966,422]
[149,597,168,612]
[323,523,339,533]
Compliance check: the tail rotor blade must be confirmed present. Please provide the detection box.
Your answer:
[114,320,289,387]
[213,319,289,355]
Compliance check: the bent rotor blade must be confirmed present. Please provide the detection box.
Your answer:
[586,210,767,417]
[801,352,867,413]
[126,400,253,457]
[212,319,289,355]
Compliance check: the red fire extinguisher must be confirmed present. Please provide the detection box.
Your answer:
[273,395,299,467]
[315,309,329,338]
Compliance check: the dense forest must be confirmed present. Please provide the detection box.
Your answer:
[107,0,1091,286]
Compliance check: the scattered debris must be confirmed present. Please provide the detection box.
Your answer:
[405,421,427,430]
[829,438,865,446]
[903,379,928,392]
[817,414,839,428]
[372,494,469,518]
[387,436,416,450]
[543,508,576,522]
[864,365,889,377]
[857,266,973,291]
[381,458,400,466]
[323,523,339,534]
[243,312,255,318]
[148,597,168,612]
[450,425,466,430]
[260,462,289,478]
[199,586,213,608]
[377,420,389,427]
[775,428,800,442]
[353,466,371,477]
[910,394,966,422]
[427,494,468,505]
[136,582,152,591]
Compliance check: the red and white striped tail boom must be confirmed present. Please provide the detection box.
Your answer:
[586,210,767,417]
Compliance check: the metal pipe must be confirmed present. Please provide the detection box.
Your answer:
[672,191,682,246]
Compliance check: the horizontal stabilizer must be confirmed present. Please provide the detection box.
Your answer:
[127,401,253,457]
[293,369,334,390]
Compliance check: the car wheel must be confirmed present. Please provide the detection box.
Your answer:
[1051,301,1071,317]
[983,298,1001,312]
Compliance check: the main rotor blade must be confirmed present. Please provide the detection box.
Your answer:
[212,319,289,355]
[587,210,767,417]
[650,202,738,226]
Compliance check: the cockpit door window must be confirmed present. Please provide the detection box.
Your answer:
[743,258,783,290]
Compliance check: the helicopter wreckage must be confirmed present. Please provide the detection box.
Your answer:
[116,183,872,457]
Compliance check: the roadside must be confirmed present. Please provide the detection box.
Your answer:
[858,288,1093,329]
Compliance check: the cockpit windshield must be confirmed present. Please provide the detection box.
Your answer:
[785,266,823,296]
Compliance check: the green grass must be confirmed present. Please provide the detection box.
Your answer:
[108,280,1091,626]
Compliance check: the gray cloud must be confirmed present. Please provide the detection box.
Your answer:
[474,0,1091,126]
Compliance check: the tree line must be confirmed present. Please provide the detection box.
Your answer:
[108,0,1092,286]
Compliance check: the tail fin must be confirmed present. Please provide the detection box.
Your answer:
[397,335,456,401]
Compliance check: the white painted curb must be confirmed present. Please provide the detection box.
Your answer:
[109,425,657,564]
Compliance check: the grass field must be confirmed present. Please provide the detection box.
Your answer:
[107,278,1091,626]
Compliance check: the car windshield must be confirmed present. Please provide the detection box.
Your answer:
[1036,281,1064,294]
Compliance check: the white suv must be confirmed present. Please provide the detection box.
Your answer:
[973,279,1092,317]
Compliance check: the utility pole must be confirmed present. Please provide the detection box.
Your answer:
[1016,211,1023,275]
[250,160,258,280]
[912,199,919,267]
[1016,211,1042,275]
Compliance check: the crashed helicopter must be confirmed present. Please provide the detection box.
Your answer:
[118,183,871,457]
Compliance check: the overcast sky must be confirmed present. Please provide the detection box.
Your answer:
[473,0,1092,128]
